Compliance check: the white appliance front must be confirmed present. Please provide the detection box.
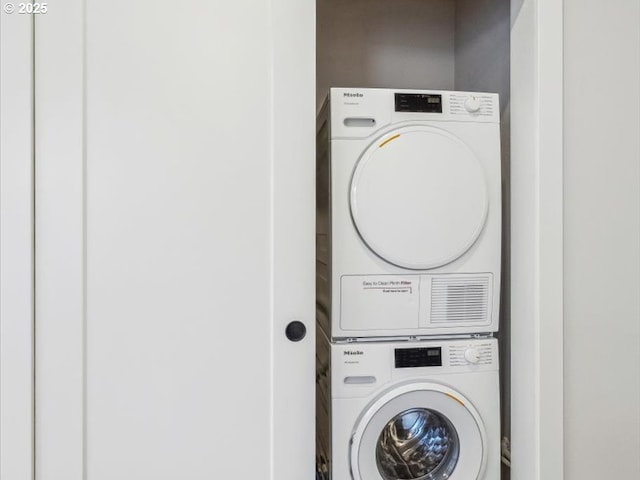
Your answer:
[315,333,500,480]
[316,88,502,339]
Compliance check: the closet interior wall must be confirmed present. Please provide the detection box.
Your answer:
[316,0,511,477]
[316,0,456,110]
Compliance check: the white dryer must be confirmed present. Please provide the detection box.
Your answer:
[316,88,502,339]
[316,332,500,480]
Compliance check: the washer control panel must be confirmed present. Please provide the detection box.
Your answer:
[448,341,494,367]
[333,338,499,397]
[394,347,442,368]
[392,340,495,369]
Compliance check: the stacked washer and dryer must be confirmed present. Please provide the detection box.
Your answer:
[316,88,502,480]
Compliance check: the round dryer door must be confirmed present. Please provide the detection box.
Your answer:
[350,383,487,480]
[350,126,488,270]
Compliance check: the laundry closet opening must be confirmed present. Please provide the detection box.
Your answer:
[316,0,511,478]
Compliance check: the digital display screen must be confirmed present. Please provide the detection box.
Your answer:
[395,347,442,368]
[395,93,443,113]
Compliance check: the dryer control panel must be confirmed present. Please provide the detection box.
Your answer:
[395,93,443,113]
[329,87,500,139]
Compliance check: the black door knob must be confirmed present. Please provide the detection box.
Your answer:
[285,321,307,342]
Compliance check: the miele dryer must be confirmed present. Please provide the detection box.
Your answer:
[315,332,500,480]
[316,88,502,339]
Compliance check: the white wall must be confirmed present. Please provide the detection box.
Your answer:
[564,1,640,478]
[316,0,455,109]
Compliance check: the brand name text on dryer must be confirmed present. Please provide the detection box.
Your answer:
[344,350,364,356]
[343,92,363,98]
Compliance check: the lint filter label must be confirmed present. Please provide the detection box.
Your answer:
[360,278,415,294]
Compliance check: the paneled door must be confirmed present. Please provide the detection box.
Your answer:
[32,1,314,479]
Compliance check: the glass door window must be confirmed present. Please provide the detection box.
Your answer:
[376,408,460,480]
[351,384,486,480]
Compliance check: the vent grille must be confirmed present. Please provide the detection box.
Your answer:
[431,276,490,324]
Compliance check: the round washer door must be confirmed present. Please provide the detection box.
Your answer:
[351,383,487,480]
[350,126,488,270]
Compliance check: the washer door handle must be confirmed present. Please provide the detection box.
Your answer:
[285,321,307,342]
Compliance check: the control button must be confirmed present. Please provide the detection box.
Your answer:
[464,96,481,113]
[464,347,481,364]
[285,321,307,342]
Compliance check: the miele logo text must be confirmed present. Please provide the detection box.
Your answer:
[344,350,364,356]
[343,92,363,98]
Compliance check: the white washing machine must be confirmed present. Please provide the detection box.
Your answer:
[316,332,500,480]
[316,88,502,339]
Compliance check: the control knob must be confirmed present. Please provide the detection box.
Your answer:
[464,96,481,113]
[464,347,481,364]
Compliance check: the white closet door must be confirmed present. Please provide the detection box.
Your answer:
[1,12,34,480]
[34,1,314,479]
